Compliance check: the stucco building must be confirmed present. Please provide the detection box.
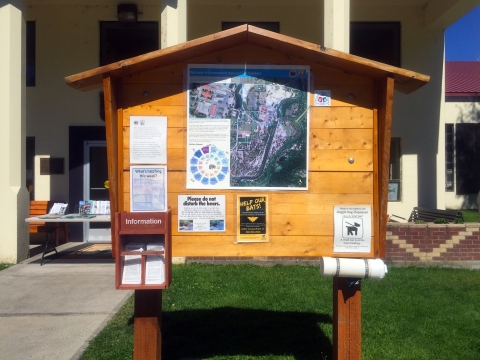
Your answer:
[1,0,479,262]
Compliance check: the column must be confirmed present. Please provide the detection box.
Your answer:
[161,0,187,48]
[323,0,350,53]
[0,3,29,263]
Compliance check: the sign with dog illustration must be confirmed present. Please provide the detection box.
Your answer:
[334,205,372,253]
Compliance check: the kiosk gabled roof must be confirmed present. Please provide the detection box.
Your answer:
[65,24,429,93]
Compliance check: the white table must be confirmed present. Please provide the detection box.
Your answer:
[25,214,111,265]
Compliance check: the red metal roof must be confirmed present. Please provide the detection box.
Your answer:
[445,61,480,96]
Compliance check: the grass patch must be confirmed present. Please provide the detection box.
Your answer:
[0,263,14,271]
[80,264,480,360]
[462,209,479,222]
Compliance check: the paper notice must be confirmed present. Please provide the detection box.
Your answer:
[145,242,165,285]
[122,243,144,285]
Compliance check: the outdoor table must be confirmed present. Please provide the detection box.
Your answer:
[25,214,111,265]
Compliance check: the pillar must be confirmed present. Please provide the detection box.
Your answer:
[323,0,350,53]
[161,0,187,48]
[0,3,29,263]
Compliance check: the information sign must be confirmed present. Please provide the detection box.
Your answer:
[178,194,226,232]
[237,195,268,242]
[130,116,167,164]
[334,205,372,253]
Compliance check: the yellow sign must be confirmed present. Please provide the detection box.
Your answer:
[237,195,268,243]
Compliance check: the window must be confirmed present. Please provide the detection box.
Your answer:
[455,124,480,195]
[99,21,159,119]
[100,21,159,66]
[389,138,401,201]
[445,124,454,191]
[26,21,35,87]
[26,137,35,200]
[222,22,280,33]
[350,22,401,67]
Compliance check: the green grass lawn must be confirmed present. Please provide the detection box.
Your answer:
[0,263,13,271]
[80,264,480,360]
[462,209,479,222]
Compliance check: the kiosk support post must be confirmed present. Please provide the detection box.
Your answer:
[134,289,163,360]
[333,277,362,360]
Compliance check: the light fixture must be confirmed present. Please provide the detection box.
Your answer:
[117,4,137,22]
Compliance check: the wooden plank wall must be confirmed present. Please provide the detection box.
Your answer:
[117,44,377,258]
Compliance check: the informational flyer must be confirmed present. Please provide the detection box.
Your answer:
[237,195,268,243]
[145,242,165,285]
[130,116,167,164]
[178,194,226,232]
[334,205,372,253]
[130,166,167,212]
[186,119,230,189]
[187,64,310,190]
[122,243,144,285]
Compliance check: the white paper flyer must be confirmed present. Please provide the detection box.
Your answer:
[178,194,226,232]
[130,166,168,212]
[145,242,165,285]
[122,243,144,285]
[130,116,167,164]
[333,205,372,253]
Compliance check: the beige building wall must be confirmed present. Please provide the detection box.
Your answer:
[351,3,447,219]
[18,0,478,253]
[25,0,161,202]
[188,0,323,44]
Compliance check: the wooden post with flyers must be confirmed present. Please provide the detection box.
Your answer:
[113,211,172,360]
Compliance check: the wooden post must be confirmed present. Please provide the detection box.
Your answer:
[134,289,163,360]
[333,277,361,360]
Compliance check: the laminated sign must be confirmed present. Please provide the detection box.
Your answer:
[334,205,372,253]
[237,195,268,243]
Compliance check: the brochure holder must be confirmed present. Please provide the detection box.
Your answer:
[114,211,172,290]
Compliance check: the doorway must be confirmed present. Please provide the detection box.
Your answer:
[69,126,108,242]
[83,141,110,242]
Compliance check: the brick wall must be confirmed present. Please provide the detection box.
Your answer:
[386,223,480,263]
[180,223,480,266]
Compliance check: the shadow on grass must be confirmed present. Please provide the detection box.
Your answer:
[161,307,332,360]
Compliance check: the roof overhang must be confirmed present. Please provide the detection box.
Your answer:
[66,25,429,94]
[446,92,480,96]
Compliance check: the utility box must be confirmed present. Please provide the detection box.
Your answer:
[114,211,172,290]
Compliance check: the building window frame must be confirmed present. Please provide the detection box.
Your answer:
[26,21,36,87]
[389,137,402,202]
[350,22,401,67]
[445,124,454,192]
[99,21,159,66]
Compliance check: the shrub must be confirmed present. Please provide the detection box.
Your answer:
[414,220,425,224]
[454,218,464,224]
[434,218,449,224]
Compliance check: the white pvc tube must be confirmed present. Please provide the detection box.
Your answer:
[320,257,387,280]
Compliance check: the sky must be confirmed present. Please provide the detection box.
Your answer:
[445,5,480,61]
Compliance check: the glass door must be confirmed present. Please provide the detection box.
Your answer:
[83,141,111,242]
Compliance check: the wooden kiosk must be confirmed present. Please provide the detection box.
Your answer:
[66,25,429,360]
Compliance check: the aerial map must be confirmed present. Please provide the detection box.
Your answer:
[187,65,310,190]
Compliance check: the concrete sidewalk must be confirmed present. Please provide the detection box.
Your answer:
[0,243,132,360]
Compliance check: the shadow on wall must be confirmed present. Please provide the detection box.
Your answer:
[455,101,480,124]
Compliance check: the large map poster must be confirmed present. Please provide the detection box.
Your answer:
[187,64,310,190]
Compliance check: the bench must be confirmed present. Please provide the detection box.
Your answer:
[29,200,69,246]
[408,207,464,223]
